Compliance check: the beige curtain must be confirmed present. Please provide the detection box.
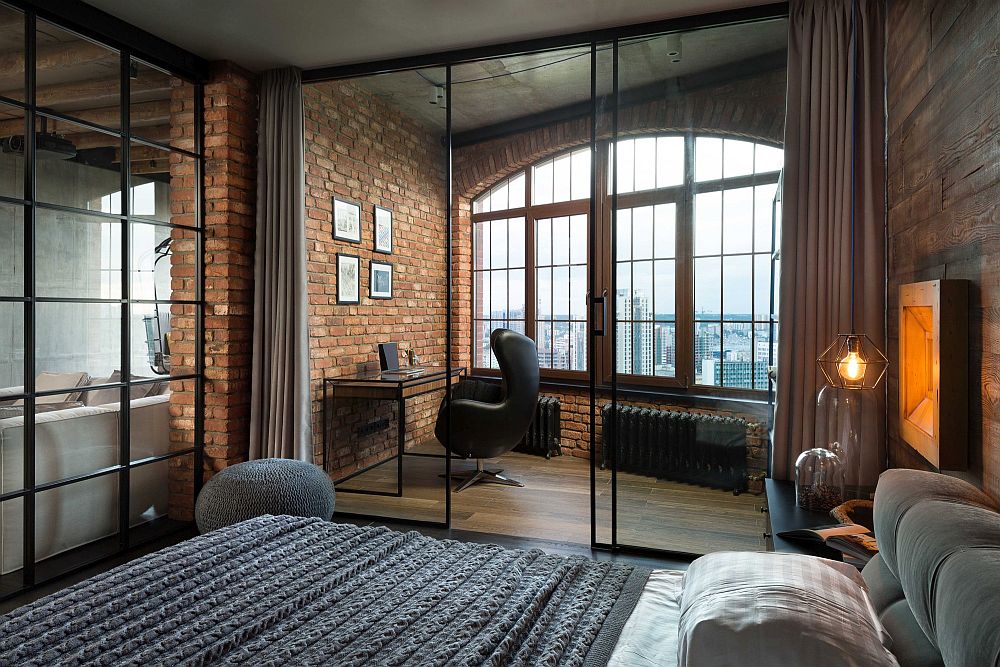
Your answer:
[772,0,886,480]
[250,68,312,461]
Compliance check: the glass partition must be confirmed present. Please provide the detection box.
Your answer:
[0,4,204,598]
[305,67,450,525]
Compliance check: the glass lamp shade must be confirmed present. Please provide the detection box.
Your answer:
[794,447,845,512]
[817,333,888,390]
[815,383,883,499]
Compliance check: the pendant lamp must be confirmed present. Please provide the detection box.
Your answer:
[811,0,887,500]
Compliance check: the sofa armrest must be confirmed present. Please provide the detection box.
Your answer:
[0,386,25,406]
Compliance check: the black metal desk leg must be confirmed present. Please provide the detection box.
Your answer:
[397,390,405,497]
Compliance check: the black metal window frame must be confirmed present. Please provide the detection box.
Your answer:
[0,1,207,601]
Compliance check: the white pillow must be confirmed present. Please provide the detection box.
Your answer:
[678,552,898,667]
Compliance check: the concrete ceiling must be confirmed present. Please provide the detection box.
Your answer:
[348,20,787,134]
[81,0,777,72]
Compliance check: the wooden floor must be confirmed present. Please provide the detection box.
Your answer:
[337,442,766,555]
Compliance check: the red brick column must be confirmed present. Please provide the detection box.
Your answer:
[168,61,258,520]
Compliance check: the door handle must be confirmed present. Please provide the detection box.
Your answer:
[592,289,608,336]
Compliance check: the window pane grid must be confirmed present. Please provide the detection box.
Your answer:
[473,216,526,369]
[615,203,675,378]
[535,214,586,371]
[692,146,780,388]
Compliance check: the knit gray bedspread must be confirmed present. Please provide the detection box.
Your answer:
[0,516,651,666]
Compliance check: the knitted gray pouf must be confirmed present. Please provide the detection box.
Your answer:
[195,458,336,533]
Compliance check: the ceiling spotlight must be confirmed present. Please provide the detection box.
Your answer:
[428,84,446,106]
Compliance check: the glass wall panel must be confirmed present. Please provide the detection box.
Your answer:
[35,385,120,485]
[35,301,121,381]
[0,5,204,600]
[0,300,23,394]
[35,474,118,563]
[0,498,23,591]
[610,17,786,555]
[0,202,23,296]
[35,208,122,298]
[130,58,196,151]
[311,66,449,525]
[35,20,120,127]
[0,101,25,198]
[34,115,121,212]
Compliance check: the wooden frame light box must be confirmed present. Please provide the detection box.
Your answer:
[898,279,968,469]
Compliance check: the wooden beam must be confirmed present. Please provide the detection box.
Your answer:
[72,124,170,149]
[0,99,168,135]
[14,72,173,112]
[0,39,115,79]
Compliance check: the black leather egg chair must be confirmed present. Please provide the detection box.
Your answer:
[435,328,540,492]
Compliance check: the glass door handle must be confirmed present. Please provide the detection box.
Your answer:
[591,289,608,336]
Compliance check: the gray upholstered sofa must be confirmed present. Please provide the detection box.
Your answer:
[863,468,1000,667]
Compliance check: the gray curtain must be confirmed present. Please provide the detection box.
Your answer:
[250,67,312,461]
[772,0,886,480]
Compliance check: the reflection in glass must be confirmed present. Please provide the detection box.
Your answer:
[0,5,24,103]
[130,58,196,151]
[35,116,121,213]
[0,203,24,296]
[36,20,120,127]
[130,305,177,377]
[1,498,23,578]
[35,209,121,298]
[0,103,25,199]
[0,302,23,389]
[35,386,120,485]
[35,301,121,381]
[35,474,118,563]
[131,222,192,301]
[131,144,196,227]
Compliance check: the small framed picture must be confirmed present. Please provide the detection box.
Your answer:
[374,205,393,254]
[337,253,360,304]
[370,261,393,300]
[333,197,361,243]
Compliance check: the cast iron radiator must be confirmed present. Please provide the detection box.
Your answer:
[515,396,562,458]
[600,404,747,492]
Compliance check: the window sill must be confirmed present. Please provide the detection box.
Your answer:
[467,372,772,418]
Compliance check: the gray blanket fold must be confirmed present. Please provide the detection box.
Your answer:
[0,516,651,666]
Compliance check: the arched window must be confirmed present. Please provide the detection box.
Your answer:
[471,134,781,394]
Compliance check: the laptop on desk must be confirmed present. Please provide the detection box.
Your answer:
[377,342,424,379]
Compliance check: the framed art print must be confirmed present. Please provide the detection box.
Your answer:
[374,205,393,254]
[333,197,361,243]
[337,253,360,304]
[370,261,392,300]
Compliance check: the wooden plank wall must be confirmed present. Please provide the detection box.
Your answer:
[886,0,1000,499]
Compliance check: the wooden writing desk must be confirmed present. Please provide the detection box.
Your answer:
[322,367,465,496]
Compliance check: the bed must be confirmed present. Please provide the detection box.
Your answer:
[1,468,997,666]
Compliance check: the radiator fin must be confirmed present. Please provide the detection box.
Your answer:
[601,404,747,492]
[515,396,561,458]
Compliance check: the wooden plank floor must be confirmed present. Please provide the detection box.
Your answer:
[337,442,766,554]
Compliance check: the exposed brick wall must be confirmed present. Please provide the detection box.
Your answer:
[450,68,784,486]
[303,81,448,479]
[168,62,258,520]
